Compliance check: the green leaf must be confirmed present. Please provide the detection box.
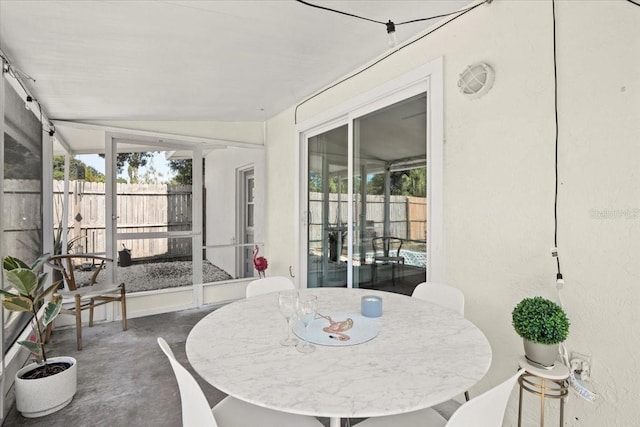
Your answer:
[43,297,62,327]
[4,268,38,296]
[17,339,43,357]
[2,295,33,312]
[3,256,28,270]
[36,272,49,293]
[512,296,570,344]
[34,282,61,305]
[30,253,51,272]
[0,288,17,298]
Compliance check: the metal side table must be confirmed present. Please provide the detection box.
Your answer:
[517,356,570,427]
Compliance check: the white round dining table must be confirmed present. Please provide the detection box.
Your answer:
[186,288,492,427]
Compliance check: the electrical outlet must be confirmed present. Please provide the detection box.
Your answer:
[570,352,591,382]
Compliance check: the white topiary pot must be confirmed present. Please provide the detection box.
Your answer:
[15,356,77,418]
[523,339,559,368]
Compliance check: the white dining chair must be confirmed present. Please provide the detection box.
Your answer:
[157,337,324,427]
[356,369,525,427]
[411,282,465,315]
[245,276,295,297]
[412,281,469,400]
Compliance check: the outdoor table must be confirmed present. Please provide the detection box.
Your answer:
[186,287,492,427]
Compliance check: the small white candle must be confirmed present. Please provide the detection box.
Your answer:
[361,295,382,318]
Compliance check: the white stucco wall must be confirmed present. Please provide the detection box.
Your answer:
[264,110,299,278]
[205,145,265,278]
[264,1,640,426]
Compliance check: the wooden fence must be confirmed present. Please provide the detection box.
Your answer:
[7,182,425,261]
[3,179,41,262]
[53,181,192,259]
[308,192,427,243]
[407,196,427,241]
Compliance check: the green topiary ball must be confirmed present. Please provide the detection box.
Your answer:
[512,296,570,345]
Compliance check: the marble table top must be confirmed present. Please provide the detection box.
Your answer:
[186,288,492,420]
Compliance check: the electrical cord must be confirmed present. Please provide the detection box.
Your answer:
[554,0,640,401]
[555,259,597,401]
[396,3,490,26]
[295,0,384,25]
[559,342,597,401]
[1,51,54,134]
[551,0,558,234]
[295,0,485,26]
[549,0,597,402]
[555,0,640,403]
[551,0,562,278]
[294,0,492,123]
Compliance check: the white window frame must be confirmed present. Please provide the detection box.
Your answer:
[295,57,445,286]
[236,164,255,278]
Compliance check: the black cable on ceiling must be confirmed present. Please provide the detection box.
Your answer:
[295,0,384,25]
[1,52,54,134]
[294,0,491,124]
[1,52,35,98]
[626,0,640,7]
[295,0,489,27]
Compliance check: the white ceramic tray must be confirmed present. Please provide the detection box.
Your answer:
[293,312,379,346]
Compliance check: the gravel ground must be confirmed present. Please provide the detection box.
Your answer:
[75,260,233,292]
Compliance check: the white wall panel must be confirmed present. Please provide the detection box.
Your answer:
[264,1,640,425]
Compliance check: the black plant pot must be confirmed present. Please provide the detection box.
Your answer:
[118,249,132,267]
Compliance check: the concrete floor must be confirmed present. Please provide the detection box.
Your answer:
[3,305,225,427]
[3,305,459,427]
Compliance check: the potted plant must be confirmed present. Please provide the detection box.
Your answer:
[52,223,86,287]
[512,296,570,367]
[1,253,78,418]
[52,223,86,256]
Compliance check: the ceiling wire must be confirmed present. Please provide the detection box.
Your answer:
[295,0,384,25]
[1,51,55,134]
[295,0,489,26]
[294,0,492,124]
[0,51,36,97]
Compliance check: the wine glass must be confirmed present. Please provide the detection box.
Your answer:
[278,291,299,346]
[295,294,318,353]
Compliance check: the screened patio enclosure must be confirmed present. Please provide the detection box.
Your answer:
[306,93,429,295]
[50,121,265,321]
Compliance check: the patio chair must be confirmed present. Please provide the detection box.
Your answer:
[412,282,467,400]
[245,276,295,297]
[357,369,525,427]
[371,237,405,286]
[412,282,465,316]
[157,337,324,427]
[45,254,127,351]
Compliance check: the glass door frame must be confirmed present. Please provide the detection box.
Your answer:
[297,57,444,288]
[237,165,255,278]
[105,134,204,305]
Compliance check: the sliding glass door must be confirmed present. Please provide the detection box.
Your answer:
[307,125,348,288]
[306,93,429,295]
[354,93,427,294]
